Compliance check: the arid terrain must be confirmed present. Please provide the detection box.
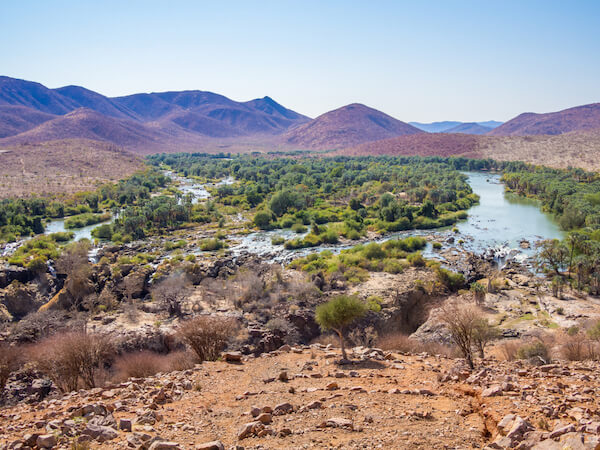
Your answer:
[0,139,143,197]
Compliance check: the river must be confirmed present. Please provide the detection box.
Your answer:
[1,171,565,266]
[229,172,565,265]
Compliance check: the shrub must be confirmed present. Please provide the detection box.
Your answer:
[253,210,273,229]
[113,350,195,380]
[363,243,385,260]
[91,223,113,240]
[291,222,307,234]
[470,282,487,304]
[499,340,521,361]
[315,295,369,359]
[439,303,483,368]
[199,238,225,251]
[432,242,442,250]
[271,236,285,245]
[29,332,114,392]
[436,267,466,291]
[178,316,238,361]
[0,343,22,392]
[407,251,426,267]
[516,341,550,364]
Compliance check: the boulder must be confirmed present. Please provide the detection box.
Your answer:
[36,434,57,448]
[196,442,225,450]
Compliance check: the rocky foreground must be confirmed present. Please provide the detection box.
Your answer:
[2,346,600,449]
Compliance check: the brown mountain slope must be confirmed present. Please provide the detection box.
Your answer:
[336,129,600,170]
[339,133,481,157]
[0,105,56,138]
[283,103,422,149]
[489,103,600,136]
[0,139,142,197]
[0,108,167,147]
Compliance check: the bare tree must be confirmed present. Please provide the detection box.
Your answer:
[152,274,189,317]
[178,315,238,361]
[440,303,484,369]
[56,241,94,308]
[472,317,500,358]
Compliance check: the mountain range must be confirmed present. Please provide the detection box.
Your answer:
[0,76,599,158]
[409,120,503,133]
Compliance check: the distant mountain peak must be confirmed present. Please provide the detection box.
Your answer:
[489,103,600,136]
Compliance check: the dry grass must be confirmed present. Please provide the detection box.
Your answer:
[377,332,455,358]
[113,350,195,380]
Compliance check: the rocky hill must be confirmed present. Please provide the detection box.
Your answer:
[283,103,422,149]
[0,76,310,152]
[489,103,600,136]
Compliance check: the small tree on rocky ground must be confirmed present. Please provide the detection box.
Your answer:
[56,241,94,308]
[152,274,189,317]
[315,295,369,360]
[178,315,238,361]
[472,317,500,358]
[440,303,484,369]
[470,282,487,305]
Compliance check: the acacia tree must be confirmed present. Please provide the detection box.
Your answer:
[315,295,368,360]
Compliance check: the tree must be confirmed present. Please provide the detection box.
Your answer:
[315,295,368,360]
[472,318,499,358]
[56,240,94,308]
[253,210,273,230]
[440,303,483,369]
[152,274,188,317]
[535,239,568,276]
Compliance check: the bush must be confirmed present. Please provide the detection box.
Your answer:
[291,222,307,234]
[0,343,22,392]
[178,316,238,361]
[439,303,483,368]
[199,238,225,251]
[29,332,114,392]
[113,350,195,380]
[363,243,385,260]
[516,341,550,364]
[253,210,273,230]
[91,223,113,240]
[436,267,466,291]
[407,251,426,267]
[271,236,285,245]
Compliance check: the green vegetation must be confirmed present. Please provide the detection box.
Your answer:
[315,295,370,359]
[0,168,168,243]
[64,212,111,229]
[289,237,427,283]
[148,154,481,237]
[7,233,76,268]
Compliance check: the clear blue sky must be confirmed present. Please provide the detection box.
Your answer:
[1,0,599,122]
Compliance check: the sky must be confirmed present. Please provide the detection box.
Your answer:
[1,0,599,122]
